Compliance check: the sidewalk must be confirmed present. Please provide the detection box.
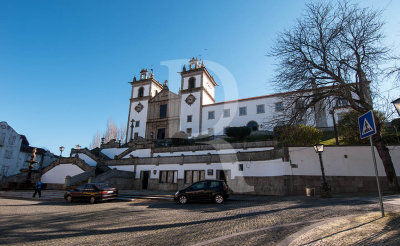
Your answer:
[282,211,400,245]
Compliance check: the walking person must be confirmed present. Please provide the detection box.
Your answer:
[32,179,42,198]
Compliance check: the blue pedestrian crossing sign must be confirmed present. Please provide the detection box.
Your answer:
[358,110,377,139]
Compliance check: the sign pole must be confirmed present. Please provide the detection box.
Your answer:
[369,136,385,217]
[359,110,384,217]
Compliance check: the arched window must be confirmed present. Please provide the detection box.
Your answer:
[188,77,196,89]
[247,121,258,131]
[138,87,144,98]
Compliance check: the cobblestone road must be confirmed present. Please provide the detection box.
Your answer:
[0,196,398,245]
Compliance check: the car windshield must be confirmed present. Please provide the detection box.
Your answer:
[94,183,110,189]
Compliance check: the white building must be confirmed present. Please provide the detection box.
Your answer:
[126,58,347,141]
[0,121,57,181]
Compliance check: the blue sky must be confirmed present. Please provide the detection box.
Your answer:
[1,0,399,155]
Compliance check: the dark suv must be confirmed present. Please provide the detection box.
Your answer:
[174,180,229,204]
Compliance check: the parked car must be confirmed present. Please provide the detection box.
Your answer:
[174,180,229,204]
[64,183,118,204]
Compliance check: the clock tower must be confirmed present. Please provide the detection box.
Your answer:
[125,69,163,143]
[179,58,217,137]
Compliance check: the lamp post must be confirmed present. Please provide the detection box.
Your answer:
[313,143,331,198]
[392,98,400,117]
[59,146,65,157]
[130,119,135,141]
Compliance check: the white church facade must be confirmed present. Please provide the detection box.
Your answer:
[126,58,346,142]
[36,58,400,195]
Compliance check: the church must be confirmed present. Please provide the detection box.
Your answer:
[35,58,400,196]
[125,58,345,142]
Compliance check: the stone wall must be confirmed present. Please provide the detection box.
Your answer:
[284,175,397,196]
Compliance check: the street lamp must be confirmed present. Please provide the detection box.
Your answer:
[59,146,65,157]
[130,119,135,141]
[313,143,331,198]
[392,98,400,117]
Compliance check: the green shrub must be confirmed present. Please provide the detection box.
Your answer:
[391,118,400,130]
[337,110,385,145]
[274,124,322,146]
[225,126,251,140]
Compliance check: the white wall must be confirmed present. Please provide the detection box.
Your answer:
[182,74,201,90]
[109,165,134,172]
[41,164,85,184]
[154,147,273,157]
[135,159,285,180]
[201,96,284,135]
[122,148,152,158]
[77,153,97,166]
[287,146,400,176]
[101,148,129,159]
[180,91,202,137]
[129,100,148,138]
[202,75,215,105]
[132,84,150,98]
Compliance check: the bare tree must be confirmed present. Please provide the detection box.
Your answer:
[89,117,126,149]
[270,1,399,190]
[89,131,102,149]
[388,55,400,83]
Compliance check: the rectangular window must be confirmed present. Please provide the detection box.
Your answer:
[239,164,244,171]
[239,107,247,116]
[159,171,167,183]
[187,115,192,122]
[184,170,192,184]
[223,109,230,118]
[208,111,215,120]
[186,128,192,137]
[135,121,140,127]
[275,102,283,112]
[159,171,178,184]
[207,169,213,176]
[208,128,214,136]
[256,104,265,114]
[160,104,167,118]
[184,170,205,184]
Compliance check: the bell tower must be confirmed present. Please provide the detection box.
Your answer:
[179,58,217,137]
[125,69,163,143]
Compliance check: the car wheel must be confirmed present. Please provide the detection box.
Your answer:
[89,196,95,204]
[177,195,187,205]
[214,194,224,204]
[65,195,72,203]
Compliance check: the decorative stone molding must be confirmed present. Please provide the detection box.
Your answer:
[185,94,196,105]
[135,102,144,113]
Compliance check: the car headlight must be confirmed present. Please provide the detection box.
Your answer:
[175,191,179,196]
